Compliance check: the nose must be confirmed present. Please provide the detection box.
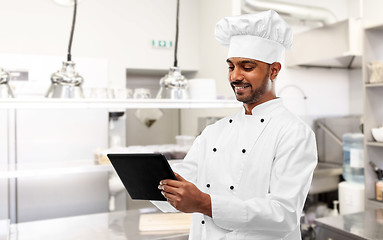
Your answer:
[230,67,244,82]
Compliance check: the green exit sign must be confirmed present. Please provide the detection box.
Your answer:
[152,40,173,48]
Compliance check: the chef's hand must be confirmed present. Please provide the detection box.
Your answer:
[159,172,212,217]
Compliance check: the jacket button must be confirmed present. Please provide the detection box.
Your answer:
[242,149,246,153]
[260,118,264,123]
[229,119,233,123]
[201,220,205,224]
[206,184,210,188]
[230,186,234,190]
[213,148,217,152]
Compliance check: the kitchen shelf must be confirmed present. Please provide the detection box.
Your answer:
[363,23,383,210]
[0,99,242,110]
[0,160,113,179]
[366,141,383,147]
[0,158,182,180]
[364,20,383,31]
[365,82,383,88]
[366,199,383,209]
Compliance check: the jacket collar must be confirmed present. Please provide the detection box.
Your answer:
[240,98,282,116]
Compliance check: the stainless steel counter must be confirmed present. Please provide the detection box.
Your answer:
[315,209,383,240]
[0,219,10,240]
[9,208,189,240]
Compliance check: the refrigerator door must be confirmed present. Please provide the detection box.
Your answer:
[16,109,108,163]
[14,108,109,222]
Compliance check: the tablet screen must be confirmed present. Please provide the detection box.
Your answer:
[107,153,177,201]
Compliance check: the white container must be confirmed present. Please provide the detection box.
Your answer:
[338,181,365,215]
[367,61,383,83]
[371,127,383,142]
[188,78,216,100]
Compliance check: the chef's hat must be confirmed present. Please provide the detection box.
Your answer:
[215,10,292,64]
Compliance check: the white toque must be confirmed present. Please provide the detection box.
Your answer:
[215,10,293,64]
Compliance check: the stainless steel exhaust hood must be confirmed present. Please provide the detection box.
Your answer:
[285,18,363,69]
[242,0,362,69]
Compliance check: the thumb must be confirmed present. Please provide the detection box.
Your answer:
[174,172,186,182]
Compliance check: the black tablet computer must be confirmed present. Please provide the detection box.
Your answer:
[107,153,177,201]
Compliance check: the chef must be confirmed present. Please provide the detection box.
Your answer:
[155,10,318,240]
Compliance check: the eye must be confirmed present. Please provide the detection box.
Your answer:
[243,66,255,71]
[228,66,234,71]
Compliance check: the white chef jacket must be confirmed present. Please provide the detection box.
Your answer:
[154,99,317,240]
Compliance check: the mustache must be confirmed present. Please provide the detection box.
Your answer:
[231,81,251,88]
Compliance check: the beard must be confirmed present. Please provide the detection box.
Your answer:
[232,70,270,104]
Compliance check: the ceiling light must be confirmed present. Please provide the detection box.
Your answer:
[46,0,84,98]
[156,0,188,100]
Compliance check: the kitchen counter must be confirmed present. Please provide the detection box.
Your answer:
[9,208,189,240]
[0,98,241,110]
[315,208,383,240]
[0,160,113,179]
[0,220,10,240]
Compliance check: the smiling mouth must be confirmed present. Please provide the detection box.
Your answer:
[234,86,250,90]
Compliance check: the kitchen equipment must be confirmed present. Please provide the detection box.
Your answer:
[134,88,164,127]
[134,88,151,99]
[156,66,188,99]
[0,68,14,98]
[88,87,111,99]
[367,61,383,83]
[312,116,362,194]
[45,61,84,98]
[338,181,365,214]
[109,111,126,148]
[105,110,128,212]
[9,108,109,223]
[371,126,383,142]
[112,88,133,99]
[134,108,163,128]
[46,0,85,98]
[156,0,189,100]
[342,133,364,184]
[329,200,339,216]
[369,161,383,201]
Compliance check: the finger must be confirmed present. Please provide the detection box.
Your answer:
[161,185,180,195]
[162,190,178,202]
[161,179,183,188]
[159,178,178,186]
[168,200,177,209]
[174,172,186,181]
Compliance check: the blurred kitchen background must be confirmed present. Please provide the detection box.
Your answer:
[1,0,383,239]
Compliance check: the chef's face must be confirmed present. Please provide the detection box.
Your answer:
[227,57,280,107]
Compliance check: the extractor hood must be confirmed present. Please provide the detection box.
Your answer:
[285,18,362,69]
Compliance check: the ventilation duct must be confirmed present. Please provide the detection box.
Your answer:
[243,0,337,26]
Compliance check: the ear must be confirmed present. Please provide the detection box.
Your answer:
[269,62,282,80]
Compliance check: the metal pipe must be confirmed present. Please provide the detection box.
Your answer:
[317,121,343,146]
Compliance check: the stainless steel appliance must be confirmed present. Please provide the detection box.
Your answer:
[0,68,14,98]
[311,115,362,194]
[156,66,188,100]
